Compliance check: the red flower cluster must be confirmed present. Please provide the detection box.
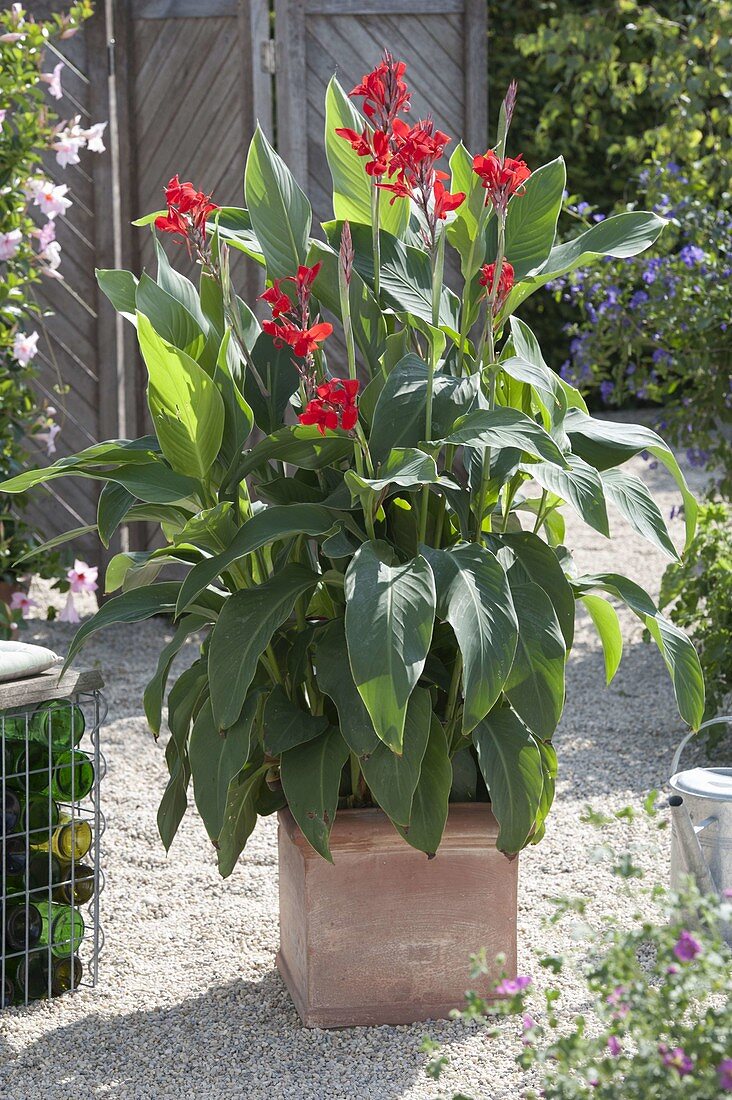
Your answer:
[299,378,360,435]
[155,175,218,243]
[336,56,464,238]
[259,262,333,359]
[479,260,515,313]
[472,150,530,215]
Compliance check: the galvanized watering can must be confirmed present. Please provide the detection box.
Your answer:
[668,718,731,941]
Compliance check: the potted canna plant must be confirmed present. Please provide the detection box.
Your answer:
[1,56,704,1027]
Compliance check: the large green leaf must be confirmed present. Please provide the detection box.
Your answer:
[504,578,566,738]
[109,461,201,505]
[446,142,489,280]
[531,740,558,845]
[157,660,207,851]
[96,268,138,317]
[190,694,260,840]
[0,438,159,494]
[329,222,461,340]
[143,615,207,736]
[472,705,545,854]
[499,157,566,280]
[574,572,704,728]
[394,715,451,856]
[504,211,666,314]
[580,594,623,684]
[262,686,329,754]
[154,236,208,331]
[136,272,205,360]
[497,532,575,649]
[280,726,350,861]
[97,482,135,548]
[12,523,97,567]
[217,759,267,877]
[245,332,300,435]
[309,239,386,377]
[442,408,568,467]
[137,312,224,480]
[208,565,319,730]
[599,467,678,560]
[177,504,338,614]
[324,76,408,237]
[229,425,353,483]
[564,408,696,550]
[345,542,436,753]
[244,125,311,280]
[64,582,185,669]
[422,544,518,733]
[214,331,254,468]
[313,619,379,756]
[525,453,610,537]
[345,447,438,503]
[368,354,481,462]
[508,316,587,416]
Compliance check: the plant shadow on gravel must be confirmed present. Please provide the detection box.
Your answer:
[0,970,481,1100]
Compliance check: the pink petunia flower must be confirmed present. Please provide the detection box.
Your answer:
[495,975,532,996]
[673,930,702,963]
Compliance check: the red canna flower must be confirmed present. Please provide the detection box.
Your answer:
[291,262,322,293]
[350,51,411,131]
[472,150,530,214]
[263,319,333,358]
[155,174,218,247]
[259,278,291,318]
[433,179,465,220]
[335,126,391,177]
[378,117,454,245]
[479,260,515,313]
[299,377,360,435]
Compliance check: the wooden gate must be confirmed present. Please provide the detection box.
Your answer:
[19,0,487,568]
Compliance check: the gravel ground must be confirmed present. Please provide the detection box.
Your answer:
[0,452,717,1100]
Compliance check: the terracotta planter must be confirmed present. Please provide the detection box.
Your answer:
[276,802,518,1028]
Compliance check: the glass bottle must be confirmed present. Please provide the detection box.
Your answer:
[30,701,85,751]
[3,788,21,833]
[26,852,65,893]
[44,749,94,802]
[48,954,83,995]
[1,975,13,1008]
[6,741,50,793]
[4,835,28,877]
[4,902,43,951]
[21,794,60,838]
[35,901,85,958]
[54,863,95,905]
[33,813,92,861]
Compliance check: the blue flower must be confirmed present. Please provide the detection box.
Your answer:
[629,290,649,310]
[679,244,706,268]
[576,201,591,216]
[600,381,614,404]
[592,213,606,222]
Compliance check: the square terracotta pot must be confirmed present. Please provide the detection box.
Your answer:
[276,803,518,1028]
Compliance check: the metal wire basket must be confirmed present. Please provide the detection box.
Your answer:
[1,669,105,1008]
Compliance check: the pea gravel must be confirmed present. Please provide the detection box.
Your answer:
[0,450,718,1100]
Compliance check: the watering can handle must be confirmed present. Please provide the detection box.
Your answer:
[671,715,732,778]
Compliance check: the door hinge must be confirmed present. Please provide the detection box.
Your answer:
[260,39,276,75]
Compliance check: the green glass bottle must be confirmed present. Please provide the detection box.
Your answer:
[26,852,64,893]
[35,901,84,957]
[1,975,13,1008]
[3,788,20,833]
[48,954,83,995]
[29,701,85,751]
[34,813,92,862]
[45,749,94,802]
[12,951,49,1002]
[21,794,60,838]
[7,741,50,792]
[54,863,95,905]
[4,835,28,877]
[4,902,43,951]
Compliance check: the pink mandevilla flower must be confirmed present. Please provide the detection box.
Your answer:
[41,61,64,100]
[58,591,80,624]
[9,592,36,617]
[12,330,39,366]
[0,229,21,261]
[67,559,98,595]
[673,929,702,962]
[32,180,72,220]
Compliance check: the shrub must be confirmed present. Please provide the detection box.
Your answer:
[660,501,732,729]
[0,0,99,634]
